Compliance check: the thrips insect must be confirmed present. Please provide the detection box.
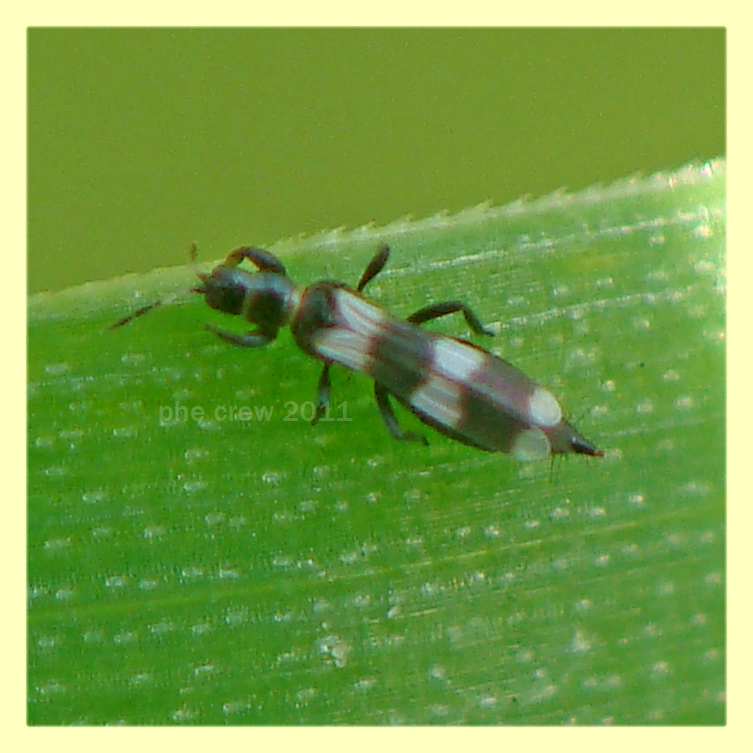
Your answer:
[112,244,603,461]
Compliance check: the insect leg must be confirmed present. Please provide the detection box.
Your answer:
[223,246,287,275]
[374,383,428,445]
[311,363,332,426]
[356,243,391,292]
[407,301,494,336]
[205,324,276,348]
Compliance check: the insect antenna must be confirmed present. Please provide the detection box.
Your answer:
[108,243,207,330]
[108,298,169,329]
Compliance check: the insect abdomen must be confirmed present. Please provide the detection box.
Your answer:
[299,286,594,459]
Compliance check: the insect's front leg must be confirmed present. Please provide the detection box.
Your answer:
[223,247,287,275]
[205,324,276,348]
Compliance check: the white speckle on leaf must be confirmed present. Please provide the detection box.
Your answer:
[261,471,284,485]
[190,622,212,636]
[229,515,247,530]
[628,492,645,507]
[105,575,129,589]
[693,222,714,239]
[59,428,84,441]
[636,399,654,414]
[222,700,252,715]
[170,707,197,723]
[312,598,332,614]
[298,499,317,513]
[183,478,207,494]
[571,629,592,653]
[429,665,446,680]
[317,634,351,668]
[82,489,108,504]
[516,649,534,663]
[113,631,138,645]
[340,548,361,565]
[679,481,712,497]
[699,530,716,544]
[704,571,723,587]
[224,608,249,627]
[44,537,72,551]
[44,465,68,478]
[148,621,175,636]
[121,352,147,367]
[650,661,671,679]
[428,704,450,718]
[37,634,60,649]
[184,447,210,463]
[44,362,70,376]
[37,680,66,696]
[403,488,425,503]
[204,512,225,527]
[112,426,137,438]
[193,663,216,676]
[354,677,376,692]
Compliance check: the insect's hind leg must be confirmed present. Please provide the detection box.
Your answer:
[374,383,428,445]
[407,301,494,336]
[311,363,332,426]
[356,243,390,292]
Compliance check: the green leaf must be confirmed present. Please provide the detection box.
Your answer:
[28,159,725,725]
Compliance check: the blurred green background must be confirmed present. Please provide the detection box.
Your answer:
[28,27,725,294]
